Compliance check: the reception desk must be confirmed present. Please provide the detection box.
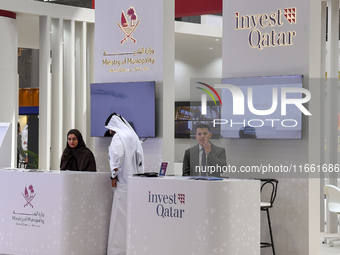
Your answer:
[127,177,260,255]
[0,170,113,255]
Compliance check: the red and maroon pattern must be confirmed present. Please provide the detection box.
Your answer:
[284,8,296,24]
[178,194,185,204]
[0,10,16,19]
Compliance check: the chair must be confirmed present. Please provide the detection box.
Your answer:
[174,162,183,176]
[322,185,340,247]
[18,159,27,169]
[258,178,279,255]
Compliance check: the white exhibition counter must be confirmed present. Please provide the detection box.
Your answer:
[127,176,260,255]
[0,170,113,255]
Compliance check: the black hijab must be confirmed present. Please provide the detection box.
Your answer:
[60,129,96,171]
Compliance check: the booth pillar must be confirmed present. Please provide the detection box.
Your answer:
[0,10,18,168]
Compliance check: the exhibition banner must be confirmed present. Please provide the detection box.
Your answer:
[95,0,164,82]
[223,0,310,77]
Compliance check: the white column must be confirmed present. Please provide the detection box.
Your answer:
[325,0,339,233]
[0,11,17,168]
[319,0,327,233]
[75,22,87,136]
[39,16,52,170]
[63,20,76,140]
[162,0,175,173]
[86,22,95,151]
[308,0,324,252]
[50,18,64,170]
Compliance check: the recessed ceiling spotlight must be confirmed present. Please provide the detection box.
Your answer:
[209,47,213,50]
[215,39,219,41]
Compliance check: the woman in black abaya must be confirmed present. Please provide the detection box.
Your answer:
[60,129,97,171]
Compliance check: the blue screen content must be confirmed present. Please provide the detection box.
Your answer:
[220,75,304,139]
[91,81,156,137]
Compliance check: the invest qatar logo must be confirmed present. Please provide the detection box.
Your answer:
[117,7,140,45]
[235,7,297,50]
[22,185,36,208]
[148,191,185,218]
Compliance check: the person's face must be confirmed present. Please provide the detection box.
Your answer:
[195,128,212,146]
[67,134,78,148]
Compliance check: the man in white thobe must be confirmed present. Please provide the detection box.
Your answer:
[105,113,144,255]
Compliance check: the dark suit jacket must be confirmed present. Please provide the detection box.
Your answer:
[182,143,227,177]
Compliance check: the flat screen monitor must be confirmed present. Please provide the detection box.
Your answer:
[175,101,221,139]
[91,81,156,138]
[220,75,304,139]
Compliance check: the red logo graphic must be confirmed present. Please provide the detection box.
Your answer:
[284,8,296,24]
[178,194,185,204]
[117,7,140,45]
[22,185,36,208]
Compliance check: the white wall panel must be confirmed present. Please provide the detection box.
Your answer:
[0,15,18,168]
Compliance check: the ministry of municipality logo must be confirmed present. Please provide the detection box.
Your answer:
[22,185,36,208]
[117,7,140,45]
[196,82,223,116]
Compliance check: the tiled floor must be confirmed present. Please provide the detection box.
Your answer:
[321,232,340,255]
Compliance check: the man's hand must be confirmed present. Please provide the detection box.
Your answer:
[111,168,119,187]
[112,177,118,187]
[202,139,212,154]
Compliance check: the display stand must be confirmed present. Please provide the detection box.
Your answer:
[127,176,260,255]
[0,170,113,255]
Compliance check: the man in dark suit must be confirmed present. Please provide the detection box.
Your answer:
[182,123,226,177]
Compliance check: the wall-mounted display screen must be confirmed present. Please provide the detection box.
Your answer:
[91,81,156,138]
[175,101,221,139]
[220,75,304,139]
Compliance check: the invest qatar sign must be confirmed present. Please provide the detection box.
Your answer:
[235,7,297,50]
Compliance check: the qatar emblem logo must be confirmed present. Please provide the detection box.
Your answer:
[22,185,36,208]
[117,7,140,45]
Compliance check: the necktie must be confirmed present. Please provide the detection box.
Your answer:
[202,148,206,167]
[201,148,207,176]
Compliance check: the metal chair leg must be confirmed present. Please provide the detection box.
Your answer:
[266,209,275,255]
[260,209,276,255]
